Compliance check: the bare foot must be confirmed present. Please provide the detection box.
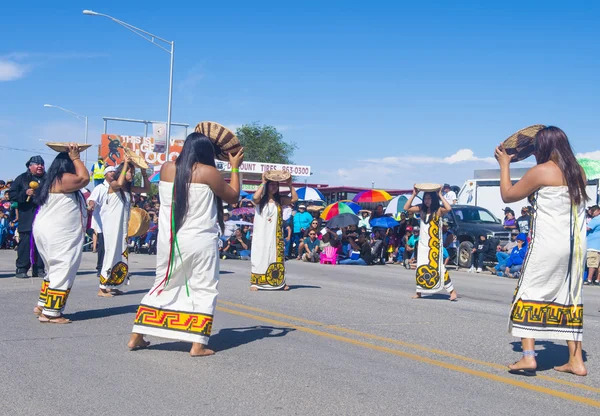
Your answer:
[98,289,114,298]
[554,362,588,376]
[39,314,71,324]
[412,293,422,299]
[283,285,290,291]
[128,333,151,351]
[250,286,259,291]
[508,356,537,372]
[449,291,458,301]
[190,343,215,357]
[33,306,43,316]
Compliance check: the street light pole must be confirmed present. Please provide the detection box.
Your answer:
[43,104,89,166]
[83,9,174,160]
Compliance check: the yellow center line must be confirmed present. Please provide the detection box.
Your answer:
[217,306,600,408]
[219,300,600,395]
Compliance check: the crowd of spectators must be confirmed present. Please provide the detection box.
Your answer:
[0,179,18,249]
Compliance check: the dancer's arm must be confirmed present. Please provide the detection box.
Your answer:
[56,143,90,192]
[495,145,544,202]
[404,185,421,213]
[280,176,298,206]
[252,172,267,205]
[437,188,452,217]
[202,149,244,205]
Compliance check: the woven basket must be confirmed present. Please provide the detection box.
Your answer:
[415,183,441,192]
[46,142,92,153]
[128,208,150,237]
[307,205,324,212]
[123,147,149,169]
[502,124,545,163]
[264,170,291,182]
[194,121,242,161]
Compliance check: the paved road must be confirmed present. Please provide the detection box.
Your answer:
[1,249,600,415]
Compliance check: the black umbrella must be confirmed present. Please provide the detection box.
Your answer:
[326,213,360,229]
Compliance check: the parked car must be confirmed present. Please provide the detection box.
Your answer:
[444,205,509,268]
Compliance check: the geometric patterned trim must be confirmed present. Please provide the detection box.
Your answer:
[38,280,50,306]
[134,304,213,336]
[100,261,129,287]
[44,288,71,311]
[511,299,583,329]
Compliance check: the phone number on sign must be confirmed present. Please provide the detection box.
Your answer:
[278,166,310,175]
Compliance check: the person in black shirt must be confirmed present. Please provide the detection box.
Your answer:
[469,234,495,273]
[516,206,531,235]
[221,228,251,259]
[10,156,46,278]
[339,232,372,265]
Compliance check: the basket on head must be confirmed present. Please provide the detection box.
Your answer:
[307,205,323,212]
[264,170,291,182]
[123,147,149,169]
[194,121,242,161]
[502,124,545,163]
[415,183,441,192]
[128,207,150,237]
[45,142,92,153]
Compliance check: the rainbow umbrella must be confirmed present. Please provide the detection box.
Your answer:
[320,200,361,220]
[352,189,393,203]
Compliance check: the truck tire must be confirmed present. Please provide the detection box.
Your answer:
[458,241,473,269]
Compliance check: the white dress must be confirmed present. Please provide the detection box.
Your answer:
[88,181,109,233]
[509,186,586,341]
[251,202,286,290]
[415,213,454,294]
[133,182,219,345]
[99,190,131,289]
[33,193,86,317]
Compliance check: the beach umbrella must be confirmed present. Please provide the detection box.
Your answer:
[326,213,360,229]
[384,194,422,215]
[352,189,393,203]
[370,217,400,229]
[239,190,251,200]
[295,186,325,201]
[321,200,361,220]
[232,207,255,216]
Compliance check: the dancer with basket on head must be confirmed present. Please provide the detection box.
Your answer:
[33,143,90,323]
[250,170,298,291]
[404,184,458,301]
[496,125,588,376]
[130,124,243,356]
[98,150,150,297]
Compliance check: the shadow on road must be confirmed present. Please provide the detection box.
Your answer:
[0,272,14,279]
[147,326,296,353]
[510,341,588,371]
[287,285,321,290]
[67,304,139,321]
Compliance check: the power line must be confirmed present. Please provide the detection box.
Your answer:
[0,145,55,157]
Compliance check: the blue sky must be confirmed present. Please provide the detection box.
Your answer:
[1,1,599,189]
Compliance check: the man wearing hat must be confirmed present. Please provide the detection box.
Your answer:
[10,156,46,278]
[442,184,457,205]
[90,157,107,187]
[87,166,117,277]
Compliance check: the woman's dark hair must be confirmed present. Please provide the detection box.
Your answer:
[35,153,77,206]
[420,191,441,221]
[258,180,281,213]
[173,132,224,233]
[114,162,133,202]
[535,126,588,205]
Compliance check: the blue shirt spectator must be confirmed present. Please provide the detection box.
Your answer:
[587,214,600,252]
[292,206,313,234]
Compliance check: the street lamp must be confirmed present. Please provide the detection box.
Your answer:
[83,9,175,158]
[43,104,89,166]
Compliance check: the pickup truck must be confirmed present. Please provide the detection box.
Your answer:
[443,204,510,268]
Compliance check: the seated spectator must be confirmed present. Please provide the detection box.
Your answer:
[141,211,158,248]
[222,228,251,260]
[469,234,495,273]
[301,229,321,262]
[358,210,371,230]
[499,233,527,278]
[488,230,519,274]
[339,232,372,265]
[320,228,338,249]
[370,228,387,265]
[403,226,420,268]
